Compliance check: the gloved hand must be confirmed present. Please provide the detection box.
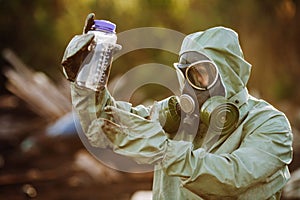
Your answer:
[61,13,96,81]
[100,103,168,164]
[62,13,122,83]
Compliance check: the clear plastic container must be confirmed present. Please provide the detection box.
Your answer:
[76,20,118,91]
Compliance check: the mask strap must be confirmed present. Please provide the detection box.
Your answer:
[228,87,249,108]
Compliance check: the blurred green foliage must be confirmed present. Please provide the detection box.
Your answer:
[0,0,299,105]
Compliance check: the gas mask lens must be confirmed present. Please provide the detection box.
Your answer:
[186,61,218,90]
[174,60,219,91]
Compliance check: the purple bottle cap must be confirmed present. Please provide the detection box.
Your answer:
[92,20,116,33]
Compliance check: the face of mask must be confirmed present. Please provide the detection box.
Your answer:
[175,51,225,111]
[174,51,238,136]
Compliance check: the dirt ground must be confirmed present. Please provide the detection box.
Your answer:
[0,104,153,200]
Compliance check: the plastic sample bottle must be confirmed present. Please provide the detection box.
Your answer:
[76,20,118,91]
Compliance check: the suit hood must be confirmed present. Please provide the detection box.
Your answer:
[179,27,251,100]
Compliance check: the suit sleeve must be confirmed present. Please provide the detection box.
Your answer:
[70,83,151,146]
[161,113,293,198]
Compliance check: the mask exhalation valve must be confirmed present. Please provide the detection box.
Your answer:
[179,94,196,114]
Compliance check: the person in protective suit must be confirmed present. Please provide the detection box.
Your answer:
[62,14,293,199]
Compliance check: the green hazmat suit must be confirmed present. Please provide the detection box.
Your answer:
[71,26,293,199]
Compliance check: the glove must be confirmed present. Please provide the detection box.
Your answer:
[100,103,168,164]
[61,13,122,83]
[61,13,96,81]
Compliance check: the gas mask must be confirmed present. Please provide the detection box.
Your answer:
[172,59,240,136]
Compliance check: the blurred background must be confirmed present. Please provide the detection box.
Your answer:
[0,0,300,199]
